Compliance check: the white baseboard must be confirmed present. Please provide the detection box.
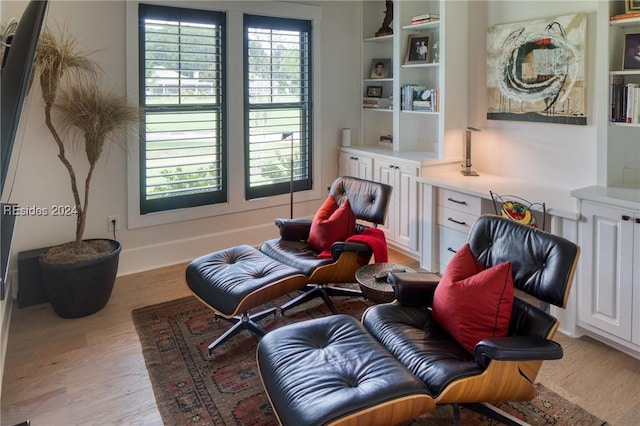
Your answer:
[116,222,278,276]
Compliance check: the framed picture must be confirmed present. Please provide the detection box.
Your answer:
[486,13,587,125]
[623,33,640,70]
[626,0,640,13]
[366,86,383,98]
[404,33,432,64]
[369,58,391,79]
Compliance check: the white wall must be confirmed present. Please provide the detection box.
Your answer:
[3,0,604,289]
[1,0,361,283]
[467,1,600,190]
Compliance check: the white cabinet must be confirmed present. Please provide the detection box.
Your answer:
[577,201,640,347]
[338,148,432,257]
[338,151,372,180]
[435,188,482,272]
[374,158,419,254]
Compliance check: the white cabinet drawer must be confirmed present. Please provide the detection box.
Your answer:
[438,207,478,234]
[438,188,482,215]
[438,225,468,270]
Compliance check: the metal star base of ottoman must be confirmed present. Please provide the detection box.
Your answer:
[186,244,307,355]
[257,314,434,426]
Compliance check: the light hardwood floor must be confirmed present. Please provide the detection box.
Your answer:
[1,250,640,425]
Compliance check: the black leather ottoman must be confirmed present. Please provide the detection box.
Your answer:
[186,244,307,355]
[257,314,434,425]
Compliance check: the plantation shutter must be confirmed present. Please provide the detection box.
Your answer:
[244,14,312,200]
[139,4,226,214]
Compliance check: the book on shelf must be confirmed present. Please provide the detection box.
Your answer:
[610,74,625,122]
[401,85,438,112]
[411,13,439,20]
[362,97,392,109]
[626,83,640,124]
[610,12,640,21]
[610,75,640,124]
[410,18,439,25]
[378,134,392,148]
[409,12,439,25]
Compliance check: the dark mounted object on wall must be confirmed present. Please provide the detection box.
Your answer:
[1,0,49,300]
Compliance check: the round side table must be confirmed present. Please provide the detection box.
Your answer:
[355,263,415,304]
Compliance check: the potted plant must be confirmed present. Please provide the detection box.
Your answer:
[34,28,139,318]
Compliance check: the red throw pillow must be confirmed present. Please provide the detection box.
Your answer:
[432,243,514,353]
[308,196,356,258]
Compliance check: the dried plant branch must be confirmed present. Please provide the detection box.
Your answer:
[35,28,99,106]
[35,27,139,253]
[53,85,139,246]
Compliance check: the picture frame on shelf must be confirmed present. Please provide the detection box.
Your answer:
[366,86,383,98]
[623,33,640,70]
[369,58,391,79]
[626,0,640,13]
[404,33,432,65]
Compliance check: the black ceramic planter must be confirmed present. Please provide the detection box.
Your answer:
[39,239,121,318]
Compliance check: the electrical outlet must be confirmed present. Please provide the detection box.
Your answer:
[108,215,120,232]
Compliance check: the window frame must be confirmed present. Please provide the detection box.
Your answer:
[243,14,313,201]
[126,1,322,230]
[138,3,227,214]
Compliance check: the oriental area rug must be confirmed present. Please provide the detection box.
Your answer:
[132,295,608,426]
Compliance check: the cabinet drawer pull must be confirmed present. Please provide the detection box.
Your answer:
[447,217,467,226]
[447,247,457,253]
[447,197,467,205]
[636,218,640,224]
[622,215,631,221]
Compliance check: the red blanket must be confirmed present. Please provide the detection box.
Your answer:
[346,227,388,263]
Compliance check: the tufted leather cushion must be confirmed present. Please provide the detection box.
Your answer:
[259,238,333,276]
[185,245,304,316]
[363,304,483,398]
[257,314,431,425]
[467,215,579,307]
[329,176,392,225]
[307,196,356,258]
[431,244,514,353]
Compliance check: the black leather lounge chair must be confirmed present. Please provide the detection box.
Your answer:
[257,215,580,425]
[259,175,392,314]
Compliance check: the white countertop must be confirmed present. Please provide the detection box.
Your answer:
[571,185,640,211]
[418,172,580,220]
[340,146,460,165]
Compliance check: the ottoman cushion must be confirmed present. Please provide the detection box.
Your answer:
[257,314,433,425]
[186,244,304,317]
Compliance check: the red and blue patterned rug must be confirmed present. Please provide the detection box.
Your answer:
[132,295,607,425]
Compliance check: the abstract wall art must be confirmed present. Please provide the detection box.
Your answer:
[487,13,587,125]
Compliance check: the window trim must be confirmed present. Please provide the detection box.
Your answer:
[126,1,322,230]
[138,3,228,214]
[243,14,313,201]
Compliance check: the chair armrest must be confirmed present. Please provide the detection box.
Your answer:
[331,241,371,259]
[474,336,563,368]
[387,272,441,307]
[275,218,312,241]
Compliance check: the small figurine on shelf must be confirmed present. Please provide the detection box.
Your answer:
[375,1,393,37]
[432,41,439,63]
